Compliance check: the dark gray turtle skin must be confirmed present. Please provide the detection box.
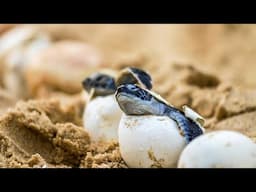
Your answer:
[82,73,116,97]
[82,67,153,98]
[130,67,152,90]
[116,67,152,90]
[115,84,203,143]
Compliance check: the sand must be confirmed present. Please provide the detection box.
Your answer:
[0,24,256,168]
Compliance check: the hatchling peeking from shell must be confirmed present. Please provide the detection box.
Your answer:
[115,84,205,168]
[82,67,152,142]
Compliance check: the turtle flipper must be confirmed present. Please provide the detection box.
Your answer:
[165,107,203,143]
[183,118,204,143]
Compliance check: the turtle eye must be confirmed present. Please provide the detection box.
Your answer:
[94,82,99,87]
[126,84,138,91]
[102,81,111,88]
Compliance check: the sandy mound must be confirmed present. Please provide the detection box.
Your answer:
[0,24,256,167]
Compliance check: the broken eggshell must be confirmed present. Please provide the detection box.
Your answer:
[2,29,52,98]
[0,25,39,58]
[182,105,205,132]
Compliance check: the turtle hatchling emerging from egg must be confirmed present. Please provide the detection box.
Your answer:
[82,67,152,99]
[81,67,152,142]
[116,84,204,143]
[82,73,117,99]
[115,84,205,167]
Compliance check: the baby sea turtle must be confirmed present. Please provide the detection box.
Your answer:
[82,73,116,98]
[82,67,152,99]
[115,84,204,143]
[81,67,152,142]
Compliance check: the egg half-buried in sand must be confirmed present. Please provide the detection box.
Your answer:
[115,84,205,168]
[0,25,52,98]
[82,67,152,142]
[178,130,256,168]
[24,40,104,98]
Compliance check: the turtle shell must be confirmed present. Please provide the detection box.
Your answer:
[116,67,152,90]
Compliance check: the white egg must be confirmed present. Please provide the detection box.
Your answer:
[25,40,103,96]
[83,95,122,142]
[118,114,186,168]
[0,25,37,57]
[3,34,51,99]
[178,130,256,168]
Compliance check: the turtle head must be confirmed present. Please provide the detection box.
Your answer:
[116,67,152,90]
[82,73,116,98]
[115,84,163,115]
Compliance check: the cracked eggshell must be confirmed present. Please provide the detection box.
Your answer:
[0,25,38,58]
[3,33,52,98]
[83,95,122,142]
[183,105,205,132]
[178,130,256,168]
[0,25,44,88]
[118,115,186,168]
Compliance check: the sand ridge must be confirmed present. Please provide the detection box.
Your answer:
[0,25,256,167]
